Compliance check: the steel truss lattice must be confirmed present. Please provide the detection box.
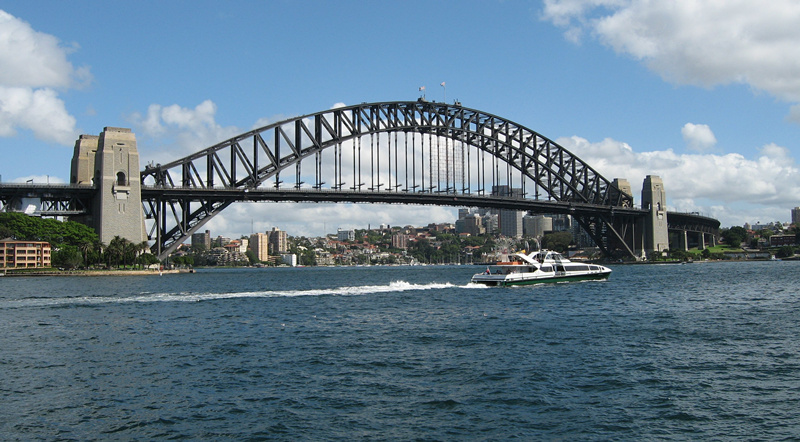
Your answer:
[141,101,638,259]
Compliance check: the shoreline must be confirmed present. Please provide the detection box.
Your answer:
[0,269,190,277]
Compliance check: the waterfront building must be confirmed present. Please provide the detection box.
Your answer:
[464,213,484,236]
[337,228,355,242]
[192,230,211,250]
[770,234,796,247]
[392,233,409,250]
[482,213,499,234]
[249,232,270,262]
[268,227,288,254]
[213,236,231,247]
[523,215,553,238]
[0,240,52,268]
[223,241,243,255]
[315,250,335,266]
[281,254,297,267]
[492,185,524,238]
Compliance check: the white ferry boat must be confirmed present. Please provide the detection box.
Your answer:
[470,250,611,287]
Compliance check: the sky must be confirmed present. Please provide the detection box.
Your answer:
[1,0,799,239]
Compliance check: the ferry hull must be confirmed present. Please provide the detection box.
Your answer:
[470,249,612,287]
[471,269,612,287]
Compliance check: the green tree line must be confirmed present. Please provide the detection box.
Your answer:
[0,213,158,269]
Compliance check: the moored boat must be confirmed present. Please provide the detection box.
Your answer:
[470,249,611,287]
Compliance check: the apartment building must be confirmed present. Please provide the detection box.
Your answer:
[0,240,52,268]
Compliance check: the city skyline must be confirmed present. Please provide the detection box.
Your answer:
[1,2,799,239]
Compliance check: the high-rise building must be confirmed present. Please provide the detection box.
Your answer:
[268,227,288,254]
[191,230,211,250]
[523,215,553,238]
[483,213,499,234]
[492,185,524,238]
[464,214,485,236]
[792,207,800,225]
[500,210,523,238]
[249,232,270,262]
[391,234,409,250]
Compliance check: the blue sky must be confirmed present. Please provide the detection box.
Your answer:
[2,1,799,238]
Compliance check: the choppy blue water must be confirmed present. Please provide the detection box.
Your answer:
[2,261,799,440]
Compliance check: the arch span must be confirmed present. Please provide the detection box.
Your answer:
[141,101,636,258]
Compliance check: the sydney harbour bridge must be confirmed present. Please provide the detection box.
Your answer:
[0,100,719,261]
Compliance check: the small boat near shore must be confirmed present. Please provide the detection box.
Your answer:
[470,249,611,287]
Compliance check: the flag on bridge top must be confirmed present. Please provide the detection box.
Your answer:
[419,86,425,91]
[440,82,446,87]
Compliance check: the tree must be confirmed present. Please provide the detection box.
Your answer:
[668,249,690,261]
[721,226,748,249]
[133,241,151,269]
[172,255,194,267]
[78,239,94,268]
[776,246,796,259]
[106,236,132,268]
[0,213,98,250]
[52,245,82,269]
[0,223,12,239]
[136,253,160,268]
[542,232,572,253]
[409,238,435,263]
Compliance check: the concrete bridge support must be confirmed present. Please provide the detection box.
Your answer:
[70,127,146,246]
[641,175,669,258]
[678,230,689,251]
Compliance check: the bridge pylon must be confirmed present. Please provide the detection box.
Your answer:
[70,127,146,246]
[641,175,669,257]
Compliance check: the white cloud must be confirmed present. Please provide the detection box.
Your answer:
[559,134,800,226]
[0,10,88,145]
[681,123,717,152]
[0,86,77,144]
[542,0,800,119]
[0,10,89,88]
[128,100,242,165]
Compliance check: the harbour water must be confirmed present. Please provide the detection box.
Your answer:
[2,261,799,440]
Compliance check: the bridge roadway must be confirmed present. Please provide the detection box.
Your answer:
[141,185,649,218]
[0,183,95,216]
[0,182,719,233]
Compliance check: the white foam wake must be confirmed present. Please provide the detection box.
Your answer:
[3,281,459,308]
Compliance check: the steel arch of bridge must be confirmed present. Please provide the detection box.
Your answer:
[141,100,637,259]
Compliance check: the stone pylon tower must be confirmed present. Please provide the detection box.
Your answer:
[70,127,145,245]
[641,175,669,256]
[612,178,632,201]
